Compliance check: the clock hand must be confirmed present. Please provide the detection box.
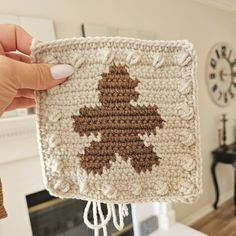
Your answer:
[222,73,231,76]
[219,70,227,82]
[222,71,236,76]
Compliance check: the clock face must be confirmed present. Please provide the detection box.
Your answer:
[207,42,236,106]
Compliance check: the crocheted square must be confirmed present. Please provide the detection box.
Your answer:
[31,37,202,233]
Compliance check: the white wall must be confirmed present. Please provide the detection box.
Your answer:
[1,0,236,223]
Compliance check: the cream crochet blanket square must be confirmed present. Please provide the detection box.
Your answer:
[31,37,202,211]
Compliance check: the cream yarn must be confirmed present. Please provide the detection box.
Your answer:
[31,37,202,235]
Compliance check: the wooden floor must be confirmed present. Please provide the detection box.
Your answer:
[191,198,236,236]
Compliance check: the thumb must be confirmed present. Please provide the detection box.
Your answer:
[10,58,74,90]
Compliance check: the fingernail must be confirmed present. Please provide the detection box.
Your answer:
[50,64,74,80]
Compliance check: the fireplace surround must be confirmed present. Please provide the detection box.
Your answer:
[0,115,133,236]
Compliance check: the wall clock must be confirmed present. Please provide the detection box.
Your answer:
[207,42,236,106]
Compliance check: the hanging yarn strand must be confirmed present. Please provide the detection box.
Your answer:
[83,201,112,230]
[93,201,99,236]
[97,202,108,236]
[83,201,129,235]
[111,204,129,231]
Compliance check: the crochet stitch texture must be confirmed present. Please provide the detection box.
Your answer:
[31,37,202,204]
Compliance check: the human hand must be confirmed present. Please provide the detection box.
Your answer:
[0,24,74,115]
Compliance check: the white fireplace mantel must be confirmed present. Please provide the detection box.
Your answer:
[0,115,45,236]
[0,115,38,164]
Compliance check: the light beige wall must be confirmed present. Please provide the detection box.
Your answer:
[1,0,236,222]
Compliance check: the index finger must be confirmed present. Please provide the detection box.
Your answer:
[0,24,32,55]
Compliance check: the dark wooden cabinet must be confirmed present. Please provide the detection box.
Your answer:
[211,143,236,215]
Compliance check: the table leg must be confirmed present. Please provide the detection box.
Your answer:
[211,160,219,209]
[233,162,236,216]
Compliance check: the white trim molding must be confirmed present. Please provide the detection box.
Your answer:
[0,115,38,164]
[193,0,236,14]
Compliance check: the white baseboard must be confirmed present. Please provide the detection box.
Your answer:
[181,190,233,226]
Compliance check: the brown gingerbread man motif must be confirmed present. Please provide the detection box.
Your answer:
[72,64,164,175]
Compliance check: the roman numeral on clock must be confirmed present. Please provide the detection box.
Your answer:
[215,49,220,59]
[212,84,218,92]
[224,93,228,103]
[209,73,216,79]
[221,46,227,57]
[211,58,217,69]
[231,59,236,67]
[232,72,236,77]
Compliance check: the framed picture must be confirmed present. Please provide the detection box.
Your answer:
[81,22,156,39]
